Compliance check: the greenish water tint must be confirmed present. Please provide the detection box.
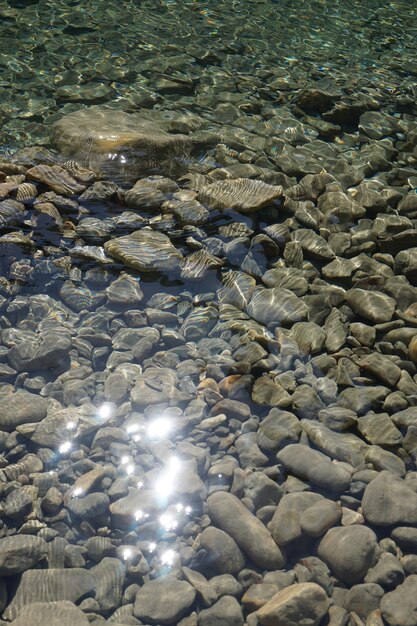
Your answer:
[0,0,417,148]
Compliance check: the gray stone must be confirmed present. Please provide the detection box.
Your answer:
[362,471,417,525]
[380,575,417,626]
[277,444,351,493]
[197,596,243,626]
[391,527,417,552]
[104,229,183,273]
[247,287,308,327]
[300,499,342,537]
[8,328,72,371]
[317,526,378,585]
[0,391,48,432]
[198,527,245,575]
[9,601,89,626]
[346,289,396,324]
[344,584,384,621]
[4,568,95,620]
[269,492,323,546]
[207,491,285,570]
[67,492,110,519]
[357,412,402,447]
[256,582,329,626]
[0,535,47,576]
[257,409,301,451]
[365,553,405,590]
[91,557,126,612]
[301,420,366,466]
[133,576,196,624]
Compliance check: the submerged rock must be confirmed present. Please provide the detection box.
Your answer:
[104,229,183,273]
[52,107,191,180]
[256,582,329,626]
[133,576,196,624]
[207,491,286,570]
[198,178,284,213]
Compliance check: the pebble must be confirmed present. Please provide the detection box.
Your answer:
[198,596,244,626]
[0,536,47,576]
[0,391,48,431]
[207,491,286,570]
[4,569,95,620]
[256,582,329,626]
[317,526,378,585]
[362,471,417,525]
[198,527,245,575]
[133,576,196,624]
[0,10,417,623]
[8,601,90,626]
[380,575,417,626]
[277,444,352,492]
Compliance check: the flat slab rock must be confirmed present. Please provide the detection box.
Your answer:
[256,582,329,626]
[198,178,284,213]
[207,491,285,570]
[9,601,89,626]
[104,229,183,273]
[52,106,191,180]
[4,568,95,621]
[0,535,47,576]
[246,286,308,327]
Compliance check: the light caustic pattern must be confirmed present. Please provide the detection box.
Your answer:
[56,402,193,571]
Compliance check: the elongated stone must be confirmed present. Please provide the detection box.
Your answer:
[207,491,285,570]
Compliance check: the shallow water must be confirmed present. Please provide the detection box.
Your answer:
[1,0,417,624]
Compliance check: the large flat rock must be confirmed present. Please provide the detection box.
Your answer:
[52,106,191,181]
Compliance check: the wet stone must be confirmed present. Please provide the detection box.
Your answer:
[8,601,90,626]
[91,556,126,612]
[0,535,47,576]
[269,492,324,546]
[344,583,384,621]
[52,107,191,181]
[256,582,329,626]
[198,596,244,626]
[300,499,342,537]
[345,289,396,324]
[356,412,402,447]
[380,575,417,626]
[104,229,183,273]
[26,164,85,196]
[4,568,95,620]
[8,327,72,372]
[0,390,48,431]
[207,491,286,570]
[246,287,308,327]
[198,527,245,575]
[277,444,352,493]
[362,471,417,525]
[106,273,144,305]
[365,553,405,590]
[133,576,196,624]
[124,181,166,210]
[198,178,283,213]
[317,526,378,585]
[67,491,110,519]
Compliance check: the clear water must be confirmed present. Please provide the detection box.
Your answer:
[0,0,417,623]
